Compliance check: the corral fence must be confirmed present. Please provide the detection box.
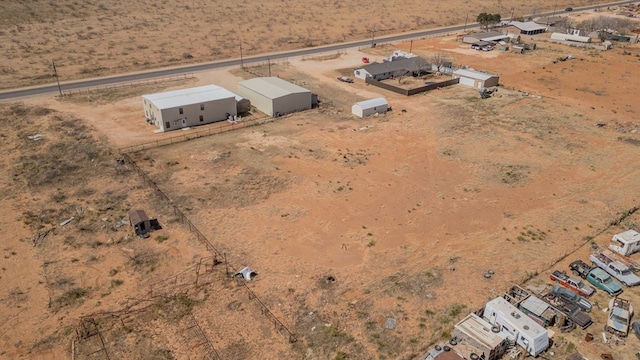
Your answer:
[365,76,459,96]
[301,50,347,61]
[242,58,289,77]
[118,116,272,153]
[62,73,195,96]
[120,152,298,343]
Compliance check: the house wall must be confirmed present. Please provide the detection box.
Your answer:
[143,99,164,130]
[354,68,370,80]
[237,85,275,116]
[156,98,236,132]
[483,76,499,87]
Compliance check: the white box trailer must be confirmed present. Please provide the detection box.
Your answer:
[610,230,640,256]
[483,297,549,357]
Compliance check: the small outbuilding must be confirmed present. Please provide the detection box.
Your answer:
[129,210,151,237]
[504,21,547,35]
[352,98,388,118]
[142,85,240,132]
[463,31,509,44]
[237,77,312,117]
[453,69,499,89]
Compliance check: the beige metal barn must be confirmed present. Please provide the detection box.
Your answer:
[452,69,499,89]
[142,85,240,132]
[237,77,312,117]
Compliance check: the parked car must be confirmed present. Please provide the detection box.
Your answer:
[361,57,370,63]
[565,7,573,11]
[547,285,592,312]
[480,45,494,51]
[606,297,634,337]
[556,301,593,329]
[471,44,481,50]
[569,260,593,279]
[586,268,623,296]
[550,270,596,297]
[590,252,640,286]
[632,321,640,340]
[337,76,354,83]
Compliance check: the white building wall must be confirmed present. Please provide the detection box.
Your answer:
[237,85,274,116]
[273,93,312,116]
[157,98,236,132]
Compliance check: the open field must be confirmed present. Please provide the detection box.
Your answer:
[0,0,623,90]
[2,29,640,359]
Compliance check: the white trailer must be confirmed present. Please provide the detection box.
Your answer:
[483,297,549,357]
[610,230,640,256]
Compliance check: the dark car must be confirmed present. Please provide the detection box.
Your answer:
[559,302,593,329]
[565,7,573,11]
[548,285,592,312]
[471,44,481,50]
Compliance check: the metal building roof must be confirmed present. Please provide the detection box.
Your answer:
[128,209,149,226]
[508,21,547,32]
[238,77,310,100]
[520,296,550,317]
[354,97,388,109]
[453,69,497,81]
[143,85,238,110]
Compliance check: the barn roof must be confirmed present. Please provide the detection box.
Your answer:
[129,210,149,226]
[143,85,237,110]
[238,77,310,100]
[354,97,388,109]
[453,69,497,81]
[466,31,509,41]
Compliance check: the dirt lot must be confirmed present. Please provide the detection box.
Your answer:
[0,0,627,90]
[2,15,640,360]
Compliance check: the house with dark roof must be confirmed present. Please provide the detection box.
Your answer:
[354,57,431,81]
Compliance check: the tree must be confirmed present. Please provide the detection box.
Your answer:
[477,13,502,30]
[431,53,450,72]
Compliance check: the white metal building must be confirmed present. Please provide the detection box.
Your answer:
[453,69,500,89]
[463,31,509,44]
[550,32,592,43]
[142,85,239,132]
[237,77,312,117]
[352,98,388,118]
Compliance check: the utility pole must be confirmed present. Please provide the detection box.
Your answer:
[463,12,469,32]
[371,26,376,47]
[268,57,271,77]
[52,61,62,96]
[239,43,244,69]
[409,40,413,53]
[510,8,515,21]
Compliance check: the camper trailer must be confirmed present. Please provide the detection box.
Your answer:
[610,230,640,256]
[483,297,549,357]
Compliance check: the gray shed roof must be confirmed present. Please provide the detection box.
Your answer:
[129,209,149,226]
[354,97,388,109]
[142,85,237,110]
[453,69,497,81]
[238,77,310,100]
[466,31,508,41]
[360,57,430,76]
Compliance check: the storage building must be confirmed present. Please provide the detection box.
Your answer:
[142,85,239,132]
[237,77,312,117]
[453,69,499,89]
[454,313,509,360]
[504,21,547,35]
[483,297,549,357]
[129,210,151,237]
[352,98,388,118]
[550,32,592,43]
[463,31,509,44]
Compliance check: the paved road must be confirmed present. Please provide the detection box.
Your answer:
[0,0,635,101]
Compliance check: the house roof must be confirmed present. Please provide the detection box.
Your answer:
[453,69,497,81]
[360,57,430,76]
[143,85,237,110]
[129,210,149,226]
[354,97,388,109]
[508,21,547,32]
[238,77,310,100]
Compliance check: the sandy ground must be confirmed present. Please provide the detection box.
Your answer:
[2,9,640,360]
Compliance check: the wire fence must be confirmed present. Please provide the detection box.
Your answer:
[62,73,195,96]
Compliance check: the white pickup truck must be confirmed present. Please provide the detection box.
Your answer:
[590,252,640,287]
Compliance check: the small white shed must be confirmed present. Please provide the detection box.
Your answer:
[352,98,388,118]
[453,69,499,89]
